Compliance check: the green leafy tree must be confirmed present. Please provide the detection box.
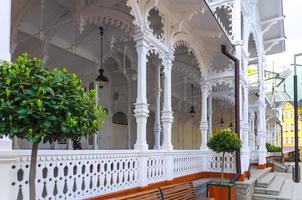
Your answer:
[207,129,242,180]
[0,53,107,200]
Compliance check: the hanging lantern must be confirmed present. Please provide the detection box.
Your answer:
[189,84,196,117]
[96,26,109,89]
[220,118,224,127]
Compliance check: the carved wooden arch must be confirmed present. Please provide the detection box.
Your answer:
[172,35,207,75]
[127,0,161,30]
[107,52,134,85]
[11,0,39,54]
[242,11,263,61]
[78,6,135,33]
[211,95,235,105]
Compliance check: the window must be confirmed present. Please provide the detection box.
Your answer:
[291,111,294,118]
[291,124,294,132]
[112,112,128,125]
[284,112,287,119]
[291,137,294,144]
[285,124,289,132]
[286,137,289,144]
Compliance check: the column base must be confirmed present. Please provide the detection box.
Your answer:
[161,144,173,151]
[134,143,148,151]
[153,144,161,150]
[0,137,12,150]
[241,149,250,172]
[258,150,267,165]
[200,147,208,151]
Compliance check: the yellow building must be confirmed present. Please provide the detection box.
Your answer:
[282,102,302,153]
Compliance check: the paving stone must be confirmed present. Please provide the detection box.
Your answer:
[278,180,293,200]
[292,182,302,200]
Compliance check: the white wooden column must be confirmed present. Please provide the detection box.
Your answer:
[208,96,213,140]
[249,112,256,150]
[153,64,161,149]
[161,54,173,151]
[257,56,267,165]
[242,85,250,150]
[0,0,11,62]
[0,0,12,150]
[133,31,149,151]
[200,83,208,150]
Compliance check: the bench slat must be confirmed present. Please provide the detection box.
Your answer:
[160,182,206,200]
[107,181,213,200]
[107,188,162,200]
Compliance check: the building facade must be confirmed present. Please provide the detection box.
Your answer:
[0,0,285,199]
[282,102,302,153]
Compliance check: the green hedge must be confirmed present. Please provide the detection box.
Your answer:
[266,143,282,152]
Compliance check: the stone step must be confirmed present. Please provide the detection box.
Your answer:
[256,172,277,188]
[255,176,285,195]
[253,179,293,200]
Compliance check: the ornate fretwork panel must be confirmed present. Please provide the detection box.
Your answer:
[206,0,234,42]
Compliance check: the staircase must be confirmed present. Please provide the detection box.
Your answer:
[253,172,293,200]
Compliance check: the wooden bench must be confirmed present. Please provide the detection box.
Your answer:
[106,182,213,200]
[160,182,213,200]
[106,188,163,200]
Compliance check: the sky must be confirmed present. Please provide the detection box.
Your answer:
[266,1,302,72]
[265,1,302,100]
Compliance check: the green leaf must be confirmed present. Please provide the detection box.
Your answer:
[33,74,47,81]
[45,87,55,95]
[43,121,51,128]
[17,108,29,114]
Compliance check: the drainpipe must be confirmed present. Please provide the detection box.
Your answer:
[276,121,284,163]
[221,45,242,182]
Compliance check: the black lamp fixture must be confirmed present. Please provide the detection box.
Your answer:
[220,118,225,127]
[96,26,109,89]
[229,121,234,128]
[189,84,196,117]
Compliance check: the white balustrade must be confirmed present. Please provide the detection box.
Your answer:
[206,151,237,173]
[173,150,204,177]
[145,151,166,184]
[9,150,139,200]
[250,150,259,163]
[1,150,236,200]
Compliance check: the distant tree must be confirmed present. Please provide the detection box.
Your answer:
[0,53,107,200]
[207,129,242,180]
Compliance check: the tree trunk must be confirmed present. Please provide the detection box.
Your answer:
[29,142,39,200]
[221,152,225,181]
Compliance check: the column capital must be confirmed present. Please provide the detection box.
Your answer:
[133,29,150,49]
[162,57,173,76]
[200,83,209,93]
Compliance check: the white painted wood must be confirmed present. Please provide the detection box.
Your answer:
[200,83,208,150]
[161,55,174,151]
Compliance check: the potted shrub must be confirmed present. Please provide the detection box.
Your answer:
[207,128,242,200]
[266,143,282,156]
[0,54,107,200]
